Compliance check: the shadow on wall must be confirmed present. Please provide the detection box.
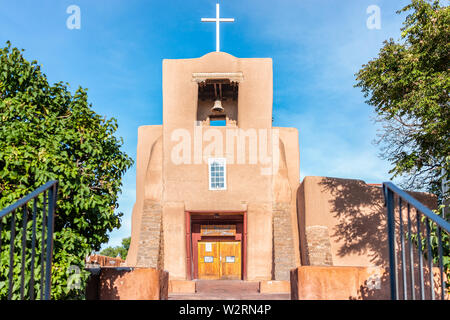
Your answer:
[317,177,441,300]
[350,269,391,300]
[86,267,169,300]
[319,178,389,267]
[86,267,122,300]
[351,266,446,300]
[99,268,124,300]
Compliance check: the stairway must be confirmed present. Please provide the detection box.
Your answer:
[168,280,290,300]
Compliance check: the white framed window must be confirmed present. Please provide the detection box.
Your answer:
[208,158,227,190]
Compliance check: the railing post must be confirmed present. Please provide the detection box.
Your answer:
[29,198,38,300]
[40,191,47,300]
[8,213,16,300]
[20,205,28,299]
[406,204,416,300]
[44,183,57,300]
[416,210,425,300]
[425,218,435,300]
[385,184,398,300]
[398,198,407,300]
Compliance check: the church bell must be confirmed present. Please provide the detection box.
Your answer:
[211,99,224,113]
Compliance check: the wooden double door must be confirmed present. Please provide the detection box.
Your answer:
[198,241,241,280]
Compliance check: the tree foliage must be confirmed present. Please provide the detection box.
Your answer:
[100,237,131,260]
[356,0,449,290]
[355,0,449,195]
[0,42,134,299]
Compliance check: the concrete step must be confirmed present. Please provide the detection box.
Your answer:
[195,280,260,294]
[168,293,290,300]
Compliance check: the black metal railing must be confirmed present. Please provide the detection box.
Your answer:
[383,182,449,300]
[0,181,58,300]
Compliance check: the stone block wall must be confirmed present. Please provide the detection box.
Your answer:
[272,202,296,280]
[304,226,333,266]
[136,200,163,268]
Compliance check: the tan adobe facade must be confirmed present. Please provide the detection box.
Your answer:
[126,52,300,281]
[125,51,436,284]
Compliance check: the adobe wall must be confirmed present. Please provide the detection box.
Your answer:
[272,128,300,280]
[126,125,163,268]
[86,254,124,268]
[290,266,446,300]
[159,52,298,281]
[297,176,437,268]
[291,266,390,300]
[161,52,275,209]
[161,53,273,281]
[86,267,168,300]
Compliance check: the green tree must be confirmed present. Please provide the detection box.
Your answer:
[0,42,134,299]
[356,0,449,288]
[100,237,131,260]
[355,0,449,195]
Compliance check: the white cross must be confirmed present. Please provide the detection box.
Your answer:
[201,2,235,52]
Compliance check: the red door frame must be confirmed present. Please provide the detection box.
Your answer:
[185,211,247,280]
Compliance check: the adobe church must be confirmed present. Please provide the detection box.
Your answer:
[124,3,437,298]
[125,51,300,282]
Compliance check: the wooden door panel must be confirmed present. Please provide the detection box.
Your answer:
[198,242,220,279]
[219,241,241,280]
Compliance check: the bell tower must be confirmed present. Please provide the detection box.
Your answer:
[126,2,300,283]
[196,78,239,127]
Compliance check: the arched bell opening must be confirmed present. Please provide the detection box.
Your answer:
[196,79,238,127]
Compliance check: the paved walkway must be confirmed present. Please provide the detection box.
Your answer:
[168,280,290,300]
[169,293,290,300]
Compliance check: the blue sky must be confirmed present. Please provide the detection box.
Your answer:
[0,0,413,248]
